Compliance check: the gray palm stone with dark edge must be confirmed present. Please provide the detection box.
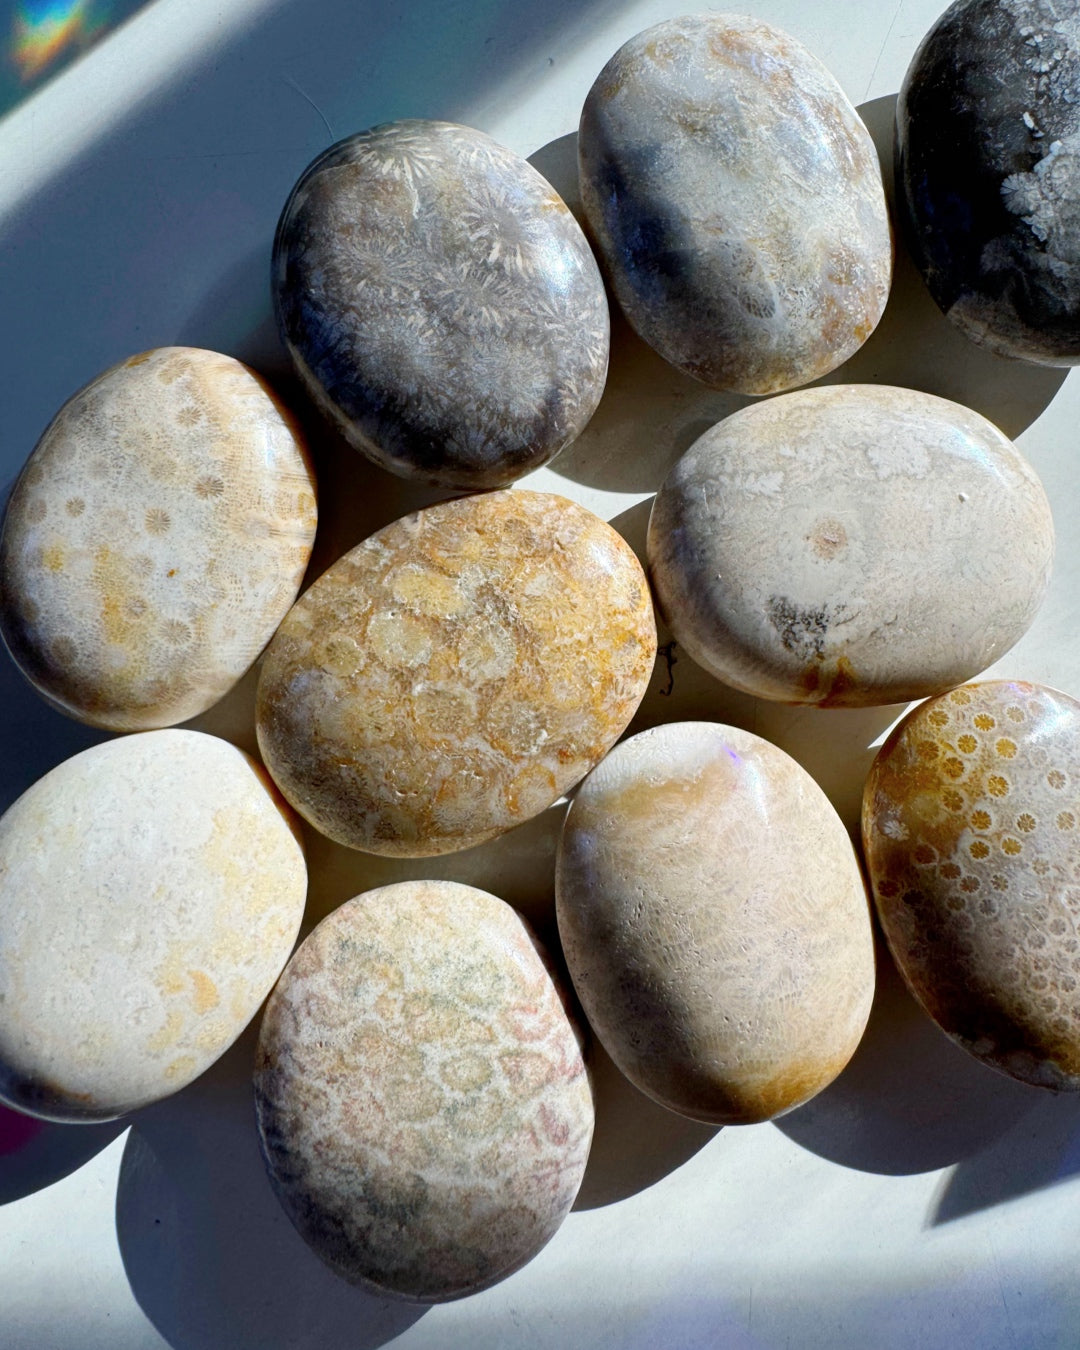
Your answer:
[273,119,610,489]
[898,0,1080,364]
[577,13,891,396]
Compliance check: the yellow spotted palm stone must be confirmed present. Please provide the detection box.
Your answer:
[0,347,317,731]
[864,680,1080,1089]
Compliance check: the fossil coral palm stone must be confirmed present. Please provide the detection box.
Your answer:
[256,490,656,856]
[0,730,307,1122]
[898,0,1080,363]
[0,347,317,731]
[578,13,891,394]
[273,119,609,488]
[556,721,875,1124]
[647,385,1054,706]
[254,880,594,1301]
[864,681,1080,1089]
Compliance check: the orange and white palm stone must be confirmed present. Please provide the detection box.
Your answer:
[253,880,593,1301]
[256,489,656,856]
[864,680,1080,1090]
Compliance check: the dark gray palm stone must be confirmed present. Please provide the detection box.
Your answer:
[273,120,609,488]
[898,0,1080,364]
[577,14,891,396]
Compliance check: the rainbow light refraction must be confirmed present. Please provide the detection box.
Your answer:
[11,0,110,82]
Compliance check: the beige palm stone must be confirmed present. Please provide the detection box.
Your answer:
[0,730,307,1122]
[0,346,317,731]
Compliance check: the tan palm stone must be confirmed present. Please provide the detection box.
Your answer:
[256,489,656,856]
[578,13,891,394]
[557,721,875,1124]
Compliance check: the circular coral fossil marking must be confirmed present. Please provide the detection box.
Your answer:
[808,518,848,560]
[145,508,171,536]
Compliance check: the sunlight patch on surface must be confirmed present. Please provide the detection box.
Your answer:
[0,0,285,225]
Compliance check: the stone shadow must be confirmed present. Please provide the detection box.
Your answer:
[775,944,1047,1176]
[0,1105,125,1205]
[115,1026,426,1350]
[573,1039,720,1210]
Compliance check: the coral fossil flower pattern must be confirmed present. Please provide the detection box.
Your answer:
[274,120,609,489]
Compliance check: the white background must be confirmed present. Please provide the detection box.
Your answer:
[2,1,1080,1346]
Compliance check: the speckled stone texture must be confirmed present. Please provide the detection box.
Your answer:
[578,13,891,395]
[647,385,1054,707]
[864,681,1080,1090]
[254,880,593,1301]
[0,347,317,731]
[0,730,306,1122]
[898,0,1080,363]
[273,119,609,489]
[256,490,656,856]
[556,722,875,1125]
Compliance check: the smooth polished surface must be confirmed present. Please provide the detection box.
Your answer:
[0,731,305,1122]
[257,490,655,855]
[898,0,1080,364]
[864,681,1080,1090]
[579,13,891,394]
[557,722,875,1124]
[0,347,317,731]
[274,119,608,488]
[254,881,593,1301]
[647,385,1054,706]
[6,1,1080,1347]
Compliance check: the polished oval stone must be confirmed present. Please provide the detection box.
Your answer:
[0,347,317,731]
[273,119,609,489]
[0,730,306,1122]
[256,490,655,856]
[578,14,891,395]
[898,0,1080,363]
[254,880,593,1301]
[647,385,1054,707]
[864,681,1080,1089]
[556,722,875,1124]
